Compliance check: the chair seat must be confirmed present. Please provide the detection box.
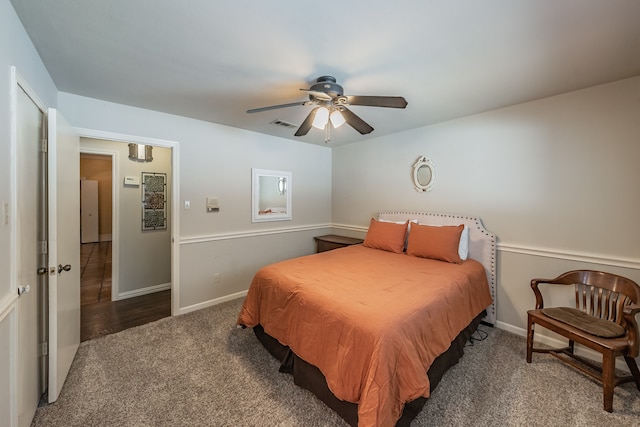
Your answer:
[527,309,629,353]
[541,307,625,338]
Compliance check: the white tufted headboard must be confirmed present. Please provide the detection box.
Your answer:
[378,211,497,325]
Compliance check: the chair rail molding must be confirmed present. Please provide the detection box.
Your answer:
[499,243,640,270]
[0,293,19,323]
[180,223,332,245]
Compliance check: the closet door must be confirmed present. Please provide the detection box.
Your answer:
[80,179,99,243]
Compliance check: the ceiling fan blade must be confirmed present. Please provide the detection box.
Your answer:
[247,101,307,113]
[294,107,319,136]
[340,107,374,135]
[346,95,408,109]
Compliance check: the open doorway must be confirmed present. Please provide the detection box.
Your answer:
[79,140,172,341]
[80,154,113,307]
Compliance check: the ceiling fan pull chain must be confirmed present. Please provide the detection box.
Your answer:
[325,122,331,143]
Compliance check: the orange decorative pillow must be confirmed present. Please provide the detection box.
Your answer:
[406,223,464,263]
[363,218,408,253]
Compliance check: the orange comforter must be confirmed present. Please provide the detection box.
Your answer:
[237,245,492,427]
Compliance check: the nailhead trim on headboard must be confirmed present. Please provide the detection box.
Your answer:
[377,211,497,325]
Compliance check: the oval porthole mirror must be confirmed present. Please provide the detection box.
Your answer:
[412,156,435,192]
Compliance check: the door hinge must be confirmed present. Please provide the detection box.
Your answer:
[39,342,48,357]
[40,138,48,152]
[39,240,48,255]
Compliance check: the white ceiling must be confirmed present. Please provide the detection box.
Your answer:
[10,0,640,146]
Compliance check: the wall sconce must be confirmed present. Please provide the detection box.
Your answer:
[128,143,153,162]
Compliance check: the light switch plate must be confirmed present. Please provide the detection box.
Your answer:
[206,197,219,212]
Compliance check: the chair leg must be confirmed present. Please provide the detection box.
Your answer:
[602,352,615,413]
[624,355,640,391]
[526,317,534,363]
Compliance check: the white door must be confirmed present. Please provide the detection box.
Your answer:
[80,180,99,243]
[15,84,43,427]
[47,108,80,403]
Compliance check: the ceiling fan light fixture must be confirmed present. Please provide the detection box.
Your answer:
[329,110,345,128]
[312,107,329,129]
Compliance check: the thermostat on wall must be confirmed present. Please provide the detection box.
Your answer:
[124,176,140,186]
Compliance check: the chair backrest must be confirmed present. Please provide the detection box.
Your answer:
[555,270,640,325]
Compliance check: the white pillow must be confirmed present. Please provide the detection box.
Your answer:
[458,225,469,260]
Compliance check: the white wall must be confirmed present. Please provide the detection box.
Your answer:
[332,76,640,336]
[58,93,333,312]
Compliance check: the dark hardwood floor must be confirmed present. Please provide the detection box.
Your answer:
[80,242,171,342]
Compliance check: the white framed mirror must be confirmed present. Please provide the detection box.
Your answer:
[412,156,435,192]
[252,168,292,222]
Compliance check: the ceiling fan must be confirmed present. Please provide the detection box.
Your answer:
[247,76,407,141]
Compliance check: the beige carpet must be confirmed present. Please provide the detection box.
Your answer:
[32,298,640,426]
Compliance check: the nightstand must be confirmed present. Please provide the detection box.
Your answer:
[314,234,364,253]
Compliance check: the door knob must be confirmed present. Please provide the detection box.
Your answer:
[37,267,48,275]
[58,264,72,274]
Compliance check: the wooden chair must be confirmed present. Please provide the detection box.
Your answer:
[526,270,640,412]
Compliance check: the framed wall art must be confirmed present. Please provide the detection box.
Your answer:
[141,172,167,231]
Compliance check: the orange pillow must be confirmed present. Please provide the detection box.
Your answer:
[363,218,408,253]
[406,223,464,263]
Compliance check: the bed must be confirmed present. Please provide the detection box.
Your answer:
[237,211,497,426]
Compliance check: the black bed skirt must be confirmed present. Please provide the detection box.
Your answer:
[253,310,486,427]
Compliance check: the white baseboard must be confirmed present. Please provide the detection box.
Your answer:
[116,282,171,300]
[178,290,248,316]
[495,321,633,373]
